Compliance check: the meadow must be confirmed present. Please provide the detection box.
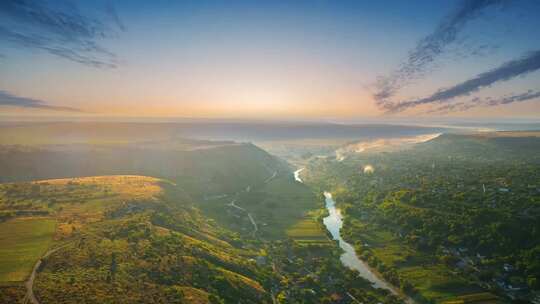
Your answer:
[0,218,56,282]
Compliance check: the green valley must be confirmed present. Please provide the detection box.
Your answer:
[0,133,400,304]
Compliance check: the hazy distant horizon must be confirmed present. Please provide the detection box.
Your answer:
[1,115,540,126]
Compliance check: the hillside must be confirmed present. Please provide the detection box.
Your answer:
[0,176,269,304]
[0,141,288,197]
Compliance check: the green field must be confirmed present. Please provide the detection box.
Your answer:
[286,217,329,244]
[0,218,56,282]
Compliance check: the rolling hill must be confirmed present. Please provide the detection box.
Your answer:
[0,141,288,197]
[0,175,270,304]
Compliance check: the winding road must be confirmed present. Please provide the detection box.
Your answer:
[23,242,73,304]
[225,170,276,237]
[229,198,259,236]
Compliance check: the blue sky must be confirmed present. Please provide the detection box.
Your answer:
[0,0,539,119]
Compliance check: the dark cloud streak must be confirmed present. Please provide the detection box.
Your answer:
[387,50,540,112]
[485,90,540,106]
[374,0,507,107]
[427,90,540,114]
[0,90,82,112]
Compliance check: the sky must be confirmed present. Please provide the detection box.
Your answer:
[0,0,539,120]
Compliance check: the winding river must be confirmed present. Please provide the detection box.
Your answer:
[293,168,406,299]
[322,191,397,292]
